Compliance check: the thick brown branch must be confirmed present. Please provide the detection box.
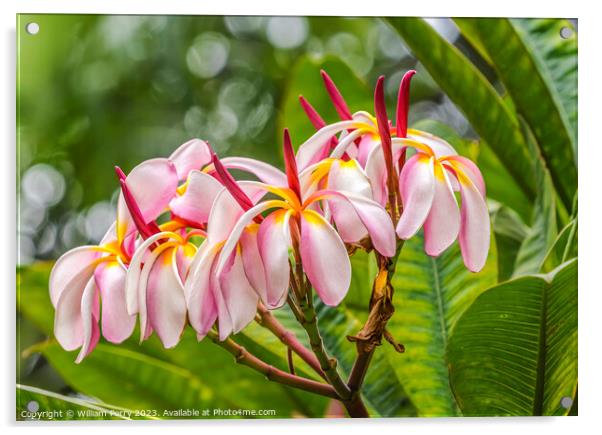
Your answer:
[347,241,405,395]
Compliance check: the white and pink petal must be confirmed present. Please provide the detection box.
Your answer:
[423,163,461,256]
[169,170,224,227]
[116,158,178,241]
[95,261,135,344]
[146,247,188,348]
[168,138,213,180]
[257,209,292,308]
[299,210,351,306]
[396,154,436,240]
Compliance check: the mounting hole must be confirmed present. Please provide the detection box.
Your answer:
[25,22,40,35]
[560,26,573,39]
[560,396,573,409]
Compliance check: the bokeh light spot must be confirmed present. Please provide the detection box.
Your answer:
[187,32,230,79]
[266,17,308,49]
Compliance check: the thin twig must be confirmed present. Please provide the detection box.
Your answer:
[206,330,338,399]
[287,347,296,375]
[256,302,326,380]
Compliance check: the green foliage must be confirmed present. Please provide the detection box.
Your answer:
[512,165,558,277]
[455,18,577,209]
[489,203,529,281]
[386,17,537,205]
[385,233,498,417]
[542,218,578,273]
[447,259,577,416]
[17,384,138,420]
[345,233,498,417]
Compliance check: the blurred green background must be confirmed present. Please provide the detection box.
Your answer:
[17,14,480,264]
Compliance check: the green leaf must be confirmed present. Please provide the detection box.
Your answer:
[17,263,326,418]
[381,232,498,416]
[17,262,55,334]
[541,218,578,273]
[512,19,577,149]
[512,166,558,277]
[447,259,578,416]
[489,202,530,281]
[455,18,577,208]
[453,19,494,65]
[17,384,137,420]
[477,144,533,222]
[386,17,536,205]
[38,340,228,414]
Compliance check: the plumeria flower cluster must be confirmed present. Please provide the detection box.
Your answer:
[49,70,490,362]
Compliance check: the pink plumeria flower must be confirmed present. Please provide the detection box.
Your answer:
[49,224,135,363]
[295,70,417,177]
[124,225,202,348]
[118,137,285,346]
[395,144,490,272]
[297,157,380,247]
[117,138,285,236]
[206,129,395,313]
[49,149,188,362]
[50,137,284,360]
[48,151,181,362]
[296,71,490,272]
[184,158,269,341]
[120,144,285,347]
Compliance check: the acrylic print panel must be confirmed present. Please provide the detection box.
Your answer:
[16,14,578,420]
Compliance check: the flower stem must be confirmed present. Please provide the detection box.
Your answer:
[206,330,339,399]
[297,292,370,417]
[297,290,352,401]
[256,302,326,380]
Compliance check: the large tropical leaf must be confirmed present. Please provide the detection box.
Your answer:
[512,19,578,149]
[16,384,136,420]
[385,233,497,416]
[541,218,578,273]
[385,17,536,205]
[447,258,578,416]
[489,202,529,281]
[344,232,498,416]
[36,340,248,415]
[512,162,558,277]
[455,18,577,209]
